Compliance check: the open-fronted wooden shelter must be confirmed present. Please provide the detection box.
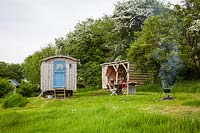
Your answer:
[40,55,78,98]
[102,60,153,89]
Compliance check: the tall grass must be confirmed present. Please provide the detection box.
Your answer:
[0,105,199,133]
[173,80,200,93]
[137,83,162,92]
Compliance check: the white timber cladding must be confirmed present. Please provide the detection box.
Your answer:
[40,63,44,91]
[102,65,108,89]
[40,56,78,92]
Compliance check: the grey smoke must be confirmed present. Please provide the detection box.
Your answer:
[158,42,183,89]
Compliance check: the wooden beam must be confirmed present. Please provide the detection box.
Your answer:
[127,63,129,82]
[116,72,118,83]
[112,64,119,72]
[121,63,128,72]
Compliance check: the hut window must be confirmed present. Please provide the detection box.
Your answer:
[69,63,72,68]
[57,64,63,70]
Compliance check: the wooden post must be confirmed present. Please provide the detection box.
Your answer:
[127,63,130,95]
[112,64,119,83]
[121,63,128,73]
[116,65,119,83]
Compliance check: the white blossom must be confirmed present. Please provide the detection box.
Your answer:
[113,0,154,30]
[188,19,200,33]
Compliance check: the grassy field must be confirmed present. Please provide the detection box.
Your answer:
[0,89,200,133]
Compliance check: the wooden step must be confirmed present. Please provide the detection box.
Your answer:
[54,89,66,99]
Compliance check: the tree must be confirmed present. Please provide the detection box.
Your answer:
[0,62,8,78]
[0,62,24,81]
[7,64,24,81]
[56,17,116,63]
[55,16,118,86]
[112,0,166,59]
[23,44,55,84]
[54,1,167,87]
[175,0,200,76]
[55,38,66,55]
[113,0,153,36]
[0,78,13,98]
[127,13,183,81]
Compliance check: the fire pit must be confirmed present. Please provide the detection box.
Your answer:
[162,88,175,100]
[163,88,171,93]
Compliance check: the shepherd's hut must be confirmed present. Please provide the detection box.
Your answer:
[102,60,153,89]
[40,55,78,98]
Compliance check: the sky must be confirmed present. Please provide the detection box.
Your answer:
[0,0,183,64]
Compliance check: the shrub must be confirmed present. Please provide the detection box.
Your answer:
[0,78,13,98]
[17,81,40,97]
[78,62,101,87]
[2,93,28,108]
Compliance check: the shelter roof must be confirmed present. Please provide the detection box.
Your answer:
[9,79,20,86]
[101,60,129,66]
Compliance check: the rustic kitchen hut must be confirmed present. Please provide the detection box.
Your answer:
[40,55,78,98]
[102,60,153,89]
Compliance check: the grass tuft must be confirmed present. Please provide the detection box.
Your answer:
[2,93,28,108]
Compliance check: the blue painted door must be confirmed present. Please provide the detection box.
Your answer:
[53,61,66,88]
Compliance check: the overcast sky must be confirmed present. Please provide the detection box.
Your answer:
[0,0,182,64]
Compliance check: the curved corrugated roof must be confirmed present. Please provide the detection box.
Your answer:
[41,55,79,62]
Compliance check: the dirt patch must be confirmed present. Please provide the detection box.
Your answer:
[141,105,200,116]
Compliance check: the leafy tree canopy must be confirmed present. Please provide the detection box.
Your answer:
[112,0,167,59]
[0,62,24,81]
[175,0,200,75]
[55,16,117,86]
[127,12,183,78]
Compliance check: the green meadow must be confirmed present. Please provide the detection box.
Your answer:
[0,87,200,133]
